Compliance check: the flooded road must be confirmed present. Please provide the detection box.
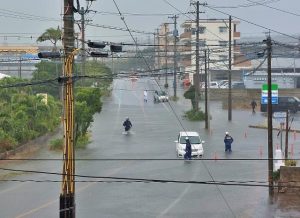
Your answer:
[0,77,299,217]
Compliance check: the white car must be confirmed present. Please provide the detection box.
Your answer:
[175,131,204,158]
[153,90,169,103]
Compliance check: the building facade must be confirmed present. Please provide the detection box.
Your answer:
[179,19,251,81]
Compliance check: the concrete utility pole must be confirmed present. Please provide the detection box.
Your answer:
[156,28,160,77]
[228,16,232,121]
[204,49,210,129]
[60,0,76,217]
[285,110,289,159]
[80,7,86,79]
[169,15,179,98]
[266,35,274,196]
[164,23,169,88]
[194,1,200,111]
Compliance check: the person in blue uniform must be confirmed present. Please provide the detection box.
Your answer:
[184,137,192,160]
[224,132,233,152]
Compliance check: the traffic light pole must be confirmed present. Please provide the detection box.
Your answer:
[60,0,76,217]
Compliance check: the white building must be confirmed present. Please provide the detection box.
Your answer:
[180,19,251,82]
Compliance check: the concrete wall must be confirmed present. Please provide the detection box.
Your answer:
[278,166,300,193]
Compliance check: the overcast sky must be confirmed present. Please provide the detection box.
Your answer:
[0,0,299,45]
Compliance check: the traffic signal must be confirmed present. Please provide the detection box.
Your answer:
[110,44,122,53]
[38,51,61,59]
[90,52,109,58]
[87,41,106,48]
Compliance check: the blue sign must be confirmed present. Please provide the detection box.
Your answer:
[261,96,278,104]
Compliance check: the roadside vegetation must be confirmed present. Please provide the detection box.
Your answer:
[0,59,113,153]
[183,85,206,121]
[0,77,61,153]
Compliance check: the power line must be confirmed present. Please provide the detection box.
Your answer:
[204,4,300,41]
[1,167,299,188]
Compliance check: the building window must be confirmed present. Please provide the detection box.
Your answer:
[219,41,228,47]
[199,40,206,47]
[199,27,206,34]
[219,27,227,33]
[191,28,197,35]
[219,55,227,61]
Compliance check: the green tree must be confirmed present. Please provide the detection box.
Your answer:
[37,26,62,51]
[74,87,102,145]
[184,85,199,110]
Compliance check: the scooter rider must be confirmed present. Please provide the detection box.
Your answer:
[123,117,132,132]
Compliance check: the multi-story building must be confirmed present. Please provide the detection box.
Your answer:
[155,23,175,75]
[180,19,251,82]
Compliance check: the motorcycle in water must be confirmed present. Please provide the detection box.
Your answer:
[123,118,132,135]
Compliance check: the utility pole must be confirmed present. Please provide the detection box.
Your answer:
[164,23,169,88]
[194,1,200,111]
[80,7,86,79]
[285,110,289,159]
[228,16,232,121]
[156,28,160,79]
[60,0,76,217]
[204,49,209,129]
[169,15,179,98]
[266,35,274,196]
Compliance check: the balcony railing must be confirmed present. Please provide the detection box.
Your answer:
[180,32,192,40]
[233,32,240,38]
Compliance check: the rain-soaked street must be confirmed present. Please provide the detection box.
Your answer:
[0,77,300,217]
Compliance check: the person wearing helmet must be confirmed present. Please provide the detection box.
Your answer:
[123,117,132,132]
[224,132,233,152]
[184,137,192,160]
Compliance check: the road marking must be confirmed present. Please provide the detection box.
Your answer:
[14,162,134,218]
[157,183,192,218]
[15,198,58,218]
[0,183,24,195]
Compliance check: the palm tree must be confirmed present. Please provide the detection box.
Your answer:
[37,26,62,51]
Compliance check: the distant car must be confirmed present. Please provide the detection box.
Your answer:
[154,90,169,103]
[232,81,245,89]
[175,131,204,158]
[219,81,229,89]
[200,81,219,89]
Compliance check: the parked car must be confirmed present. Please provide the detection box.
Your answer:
[219,81,229,89]
[175,131,204,158]
[232,81,245,89]
[153,90,169,103]
[200,81,220,89]
[260,96,300,113]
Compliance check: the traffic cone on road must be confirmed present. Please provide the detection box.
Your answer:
[259,145,263,158]
[214,152,218,162]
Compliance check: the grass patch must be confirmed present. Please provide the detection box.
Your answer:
[75,134,90,149]
[169,96,179,101]
[49,138,63,151]
[49,134,91,150]
[184,109,205,121]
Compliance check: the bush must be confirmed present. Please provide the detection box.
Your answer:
[273,170,280,181]
[75,134,90,149]
[49,138,63,151]
[184,109,205,121]
[285,159,297,166]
